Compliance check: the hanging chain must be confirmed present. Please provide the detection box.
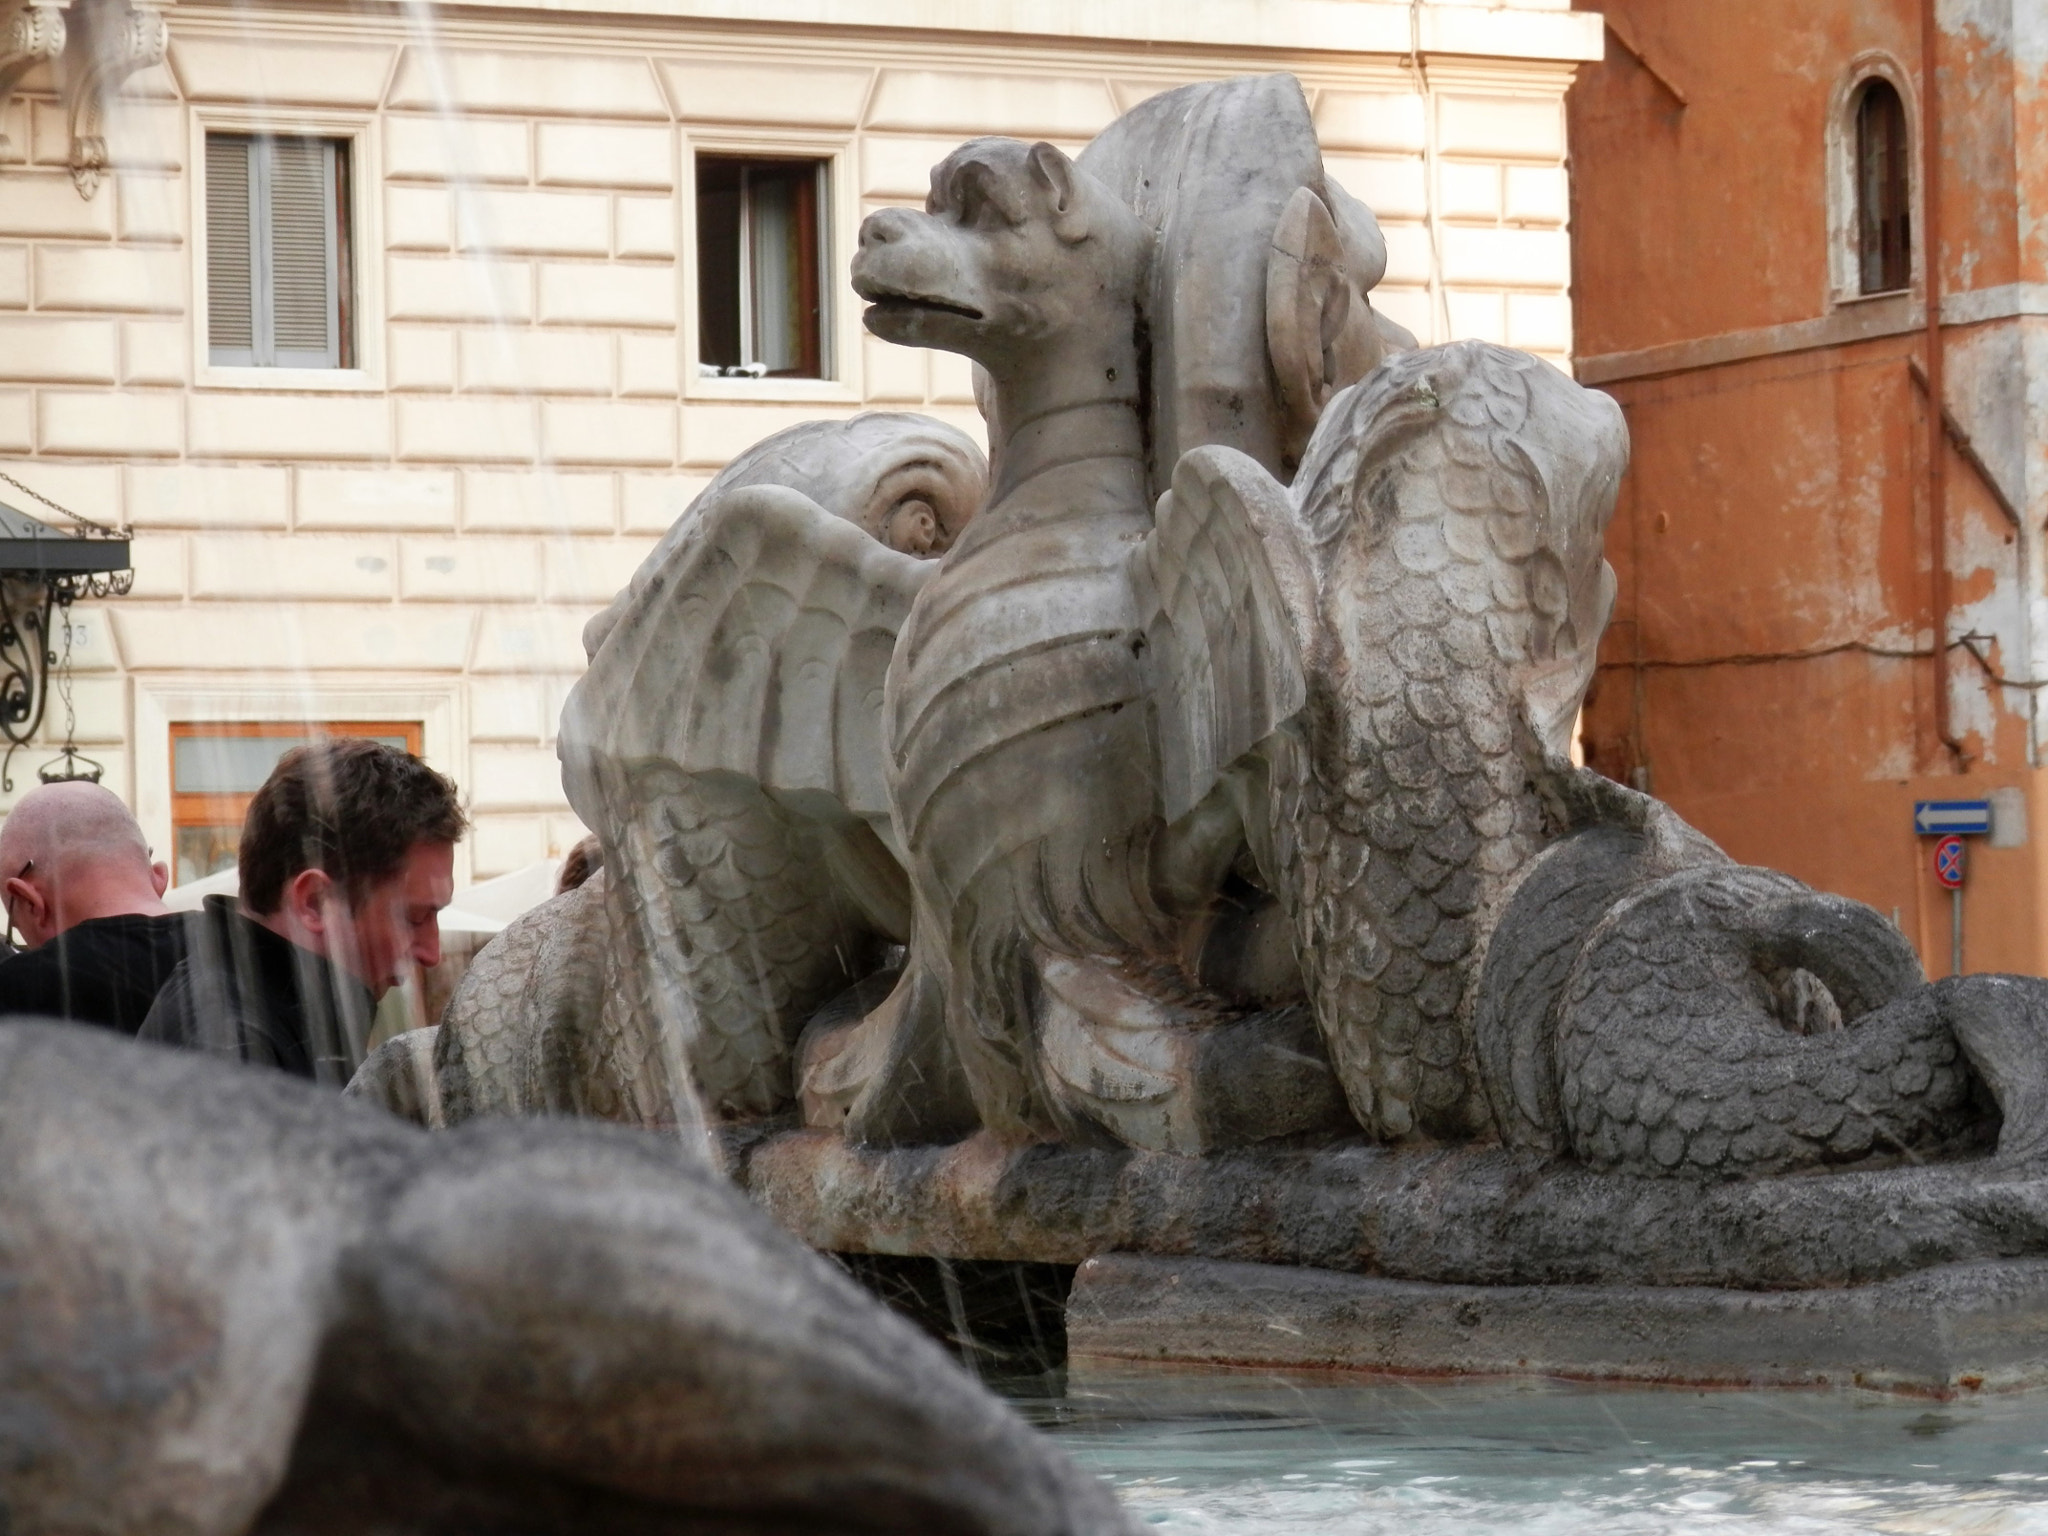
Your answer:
[0,466,123,539]
[54,606,76,753]
[36,603,103,785]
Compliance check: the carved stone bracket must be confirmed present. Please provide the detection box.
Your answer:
[0,0,68,157]
[62,0,164,198]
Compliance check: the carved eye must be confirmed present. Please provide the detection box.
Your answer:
[884,499,941,556]
[951,164,1015,231]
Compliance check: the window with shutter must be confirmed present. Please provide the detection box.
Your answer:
[696,154,828,379]
[205,132,353,369]
[205,137,256,362]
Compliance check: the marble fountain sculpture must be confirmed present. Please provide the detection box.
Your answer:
[359,75,2048,1389]
[0,1023,1132,1532]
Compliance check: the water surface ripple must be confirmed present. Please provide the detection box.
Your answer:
[1013,1367,2048,1535]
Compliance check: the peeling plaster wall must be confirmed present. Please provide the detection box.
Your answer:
[1572,0,2048,975]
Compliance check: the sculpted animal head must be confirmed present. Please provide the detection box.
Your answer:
[581,413,985,661]
[851,138,1152,383]
[705,411,986,557]
[1265,181,1407,467]
[1296,341,1628,756]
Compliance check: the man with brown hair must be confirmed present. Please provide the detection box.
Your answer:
[140,738,467,1085]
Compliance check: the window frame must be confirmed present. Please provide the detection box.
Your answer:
[1824,55,1922,311]
[189,106,385,393]
[696,154,830,380]
[204,132,351,370]
[168,719,424,888]
[133,681,462,887]
[682,129,861,405]
[1851,78,1912,297]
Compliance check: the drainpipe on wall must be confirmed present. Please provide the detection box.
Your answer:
[1923,0,1967,767]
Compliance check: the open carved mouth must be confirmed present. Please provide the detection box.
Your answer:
[865,293,985,322]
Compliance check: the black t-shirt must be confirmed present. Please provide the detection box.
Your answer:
[0,911,192,1035]
[138,896,372,1085]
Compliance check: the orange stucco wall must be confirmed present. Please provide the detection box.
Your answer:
[1571,0,2048,978]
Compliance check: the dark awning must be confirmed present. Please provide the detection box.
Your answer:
[0,498,130,575]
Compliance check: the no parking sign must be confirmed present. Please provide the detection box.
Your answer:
[1934,834,1966,890]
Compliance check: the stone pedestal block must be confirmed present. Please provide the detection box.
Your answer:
[1067,1253,2048,1394]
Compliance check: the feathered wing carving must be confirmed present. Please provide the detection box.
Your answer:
[558,485,943,1120]
[1122,349,1629,1144]
[1130,446,1316,827]
[568,485,933,825]
[1078,73,1400,499]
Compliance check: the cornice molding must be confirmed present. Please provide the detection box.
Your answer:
[167,0,1604,64]
[1575,287,2048,387]
[1,0,166,196]
[153,3,1593,110]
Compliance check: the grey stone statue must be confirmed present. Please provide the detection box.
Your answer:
[363,74,2048,1301]
[0,1021,1132,1533]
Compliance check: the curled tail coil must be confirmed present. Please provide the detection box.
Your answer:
[1481,819,1989,1179]
[1557,866,1981,1177]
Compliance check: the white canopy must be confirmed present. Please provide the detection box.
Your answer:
[160,859,567,938]
[445,859,563,925]
[159,864,239,913]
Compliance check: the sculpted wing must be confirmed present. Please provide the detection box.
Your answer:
[559,486,936,1118]
[567,484,935,828]
[1130,445,1317,825]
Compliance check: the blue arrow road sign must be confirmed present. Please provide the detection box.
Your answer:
[1915,800,1992,836]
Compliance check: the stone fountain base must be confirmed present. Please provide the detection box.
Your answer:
[735,1128,2048,1394]
[1067,1254,2048,1395]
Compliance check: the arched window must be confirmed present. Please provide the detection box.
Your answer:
[1855,79,1911,293]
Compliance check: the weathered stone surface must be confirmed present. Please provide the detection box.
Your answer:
[344,1021,444,1128]
[737,1125,2048,1292]
[404,72,2048,1303]
[1555,867,1981,1178]
[428,872,626,1123]
[1945,971,2048,1163]
[1073,73,1400,490]
[1067,1253,2048,1393]
[0,1023,1133,1534]
[544,416,983,1129]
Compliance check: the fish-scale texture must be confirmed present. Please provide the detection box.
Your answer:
[1296,604,1541,1140]
[436,875,611,1123]
[1556,865,1978,1177]
[1285,347,1565,1143]
[609,763,889,1121]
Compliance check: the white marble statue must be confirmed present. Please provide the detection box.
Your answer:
[394,77,2042,1209]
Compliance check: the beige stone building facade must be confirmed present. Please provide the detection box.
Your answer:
[0,0,1598,883]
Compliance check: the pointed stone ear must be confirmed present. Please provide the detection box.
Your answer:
[1266,185,1386,467]
[1027,141,1088,240]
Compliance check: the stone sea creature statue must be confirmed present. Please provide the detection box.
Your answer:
[408,410,989,1132]
[0,1022,1134,1534]
[420,75,1400,1146]
[519,76,1416,1155]
[386,74,2048,1223]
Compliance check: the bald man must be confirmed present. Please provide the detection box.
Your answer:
[0,782,189,1034]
